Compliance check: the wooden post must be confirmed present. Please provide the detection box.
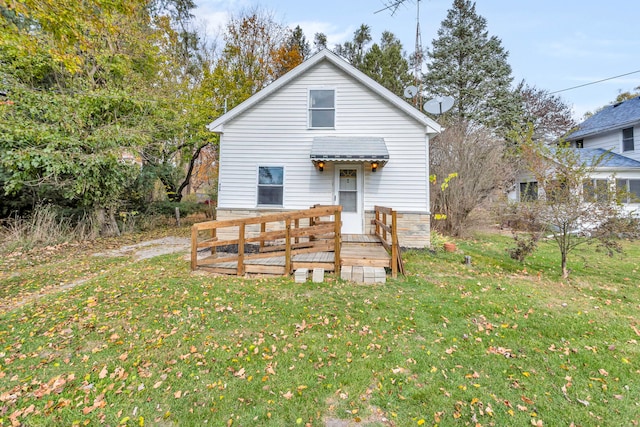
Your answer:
[294,218,300,244]
[237,223,245,276]
[382,212,388,242]
[391,211,398,278]
[260,222,266,252]
[190,225,198,271]
[334,208,341,277]
[285,218,292,275]
[375,207,380,236]
[211,226,217,257]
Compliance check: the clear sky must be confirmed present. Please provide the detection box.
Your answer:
[194,0,640,120]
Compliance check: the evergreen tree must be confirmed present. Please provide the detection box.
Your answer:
[424,0,520,135]
[313,32,327,52]
[361,31,413,97]
[334,24,371,68]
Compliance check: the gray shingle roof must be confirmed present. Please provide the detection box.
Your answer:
[567,96,640,140]
[310,137,389,161]
[574,148,640,168]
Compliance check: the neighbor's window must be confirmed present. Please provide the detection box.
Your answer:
[583,178,609,203]
[622,127,635,152]
[257,166,283,206]
[545,179,570,203]
[575,139,584,148]
[616,178,640,203]
[309,89,335,128]
[519,181,538,202]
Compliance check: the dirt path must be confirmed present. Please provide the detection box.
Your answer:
[91,236,191,260]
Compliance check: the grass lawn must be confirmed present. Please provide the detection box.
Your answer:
[0,231,638,426]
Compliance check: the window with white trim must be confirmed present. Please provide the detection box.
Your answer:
[616,178,640,203]
[583,178,609,203]
[257,166,283,206]
[622,127,635,152]
[309,89,335,128]
[519,181,538,202]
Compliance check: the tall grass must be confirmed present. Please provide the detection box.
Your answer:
[0,205,99,253]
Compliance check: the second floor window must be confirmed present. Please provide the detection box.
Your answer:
[309,89,335,128]
[622,127,635,152]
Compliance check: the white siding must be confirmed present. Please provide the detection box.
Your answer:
[583,125,640,162]
[217,61,430,213]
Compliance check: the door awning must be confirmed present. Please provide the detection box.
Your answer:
[310,137,389,162]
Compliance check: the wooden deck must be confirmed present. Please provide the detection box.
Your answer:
[191,205,403,278]
[197,234,391,274]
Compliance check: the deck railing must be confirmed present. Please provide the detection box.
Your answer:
[373,206,404,277]
[191,206,342,276]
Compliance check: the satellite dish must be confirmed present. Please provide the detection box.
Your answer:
[403,85,418,99]
[424,95,455,115]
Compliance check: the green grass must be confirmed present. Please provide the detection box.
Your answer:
[0,232,638,426]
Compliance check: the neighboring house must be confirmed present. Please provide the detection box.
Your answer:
[207,49,441,247]
[510,96,640,216]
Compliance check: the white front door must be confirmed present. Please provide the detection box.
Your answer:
[334,165,363,234]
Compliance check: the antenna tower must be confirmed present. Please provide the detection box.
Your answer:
[413,0,423,110]
[375,0,424,109]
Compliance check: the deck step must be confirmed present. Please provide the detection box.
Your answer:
[294,268,309,283]
[312,268,325,283]
[340,266,386,284]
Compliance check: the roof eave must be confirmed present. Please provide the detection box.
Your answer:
[567,118,640,141]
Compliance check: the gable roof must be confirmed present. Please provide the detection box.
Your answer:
[207,49,441,135]
[567,96,640,140]
[569,148,640,169]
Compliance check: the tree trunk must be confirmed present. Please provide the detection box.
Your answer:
[95,207,120,237]
[175,142,209,202]
[561,252,568,279]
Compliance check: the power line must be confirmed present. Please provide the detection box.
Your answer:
[549,69,640,94]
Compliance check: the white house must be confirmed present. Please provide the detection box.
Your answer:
[207,49,441,247]
[511,96,640,216]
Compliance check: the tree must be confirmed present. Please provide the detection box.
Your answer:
[334,24,372,68]
[313,32,327,52]
[614,86,640,103]
[0,0,205,233]
[361,31,413,97]
[424,0,520,135]
[514,134,632,278]
[430,120,514,236]
[273,25,310,77]
[515,81,577,143]
[211,7,301,109]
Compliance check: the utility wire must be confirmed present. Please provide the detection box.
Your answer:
[549,69,640,94]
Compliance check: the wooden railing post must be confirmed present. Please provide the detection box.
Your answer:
[391,211,398,278]
[191,225,198,271]
[382,212,388,242]
[237,223,245,276]
[334,208,341,277]
[260,222,266,252]
[285,218,292,275]
[294,218,300,244]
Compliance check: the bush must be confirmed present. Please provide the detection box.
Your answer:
[0,205,98,253]
[507,232,540,262]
